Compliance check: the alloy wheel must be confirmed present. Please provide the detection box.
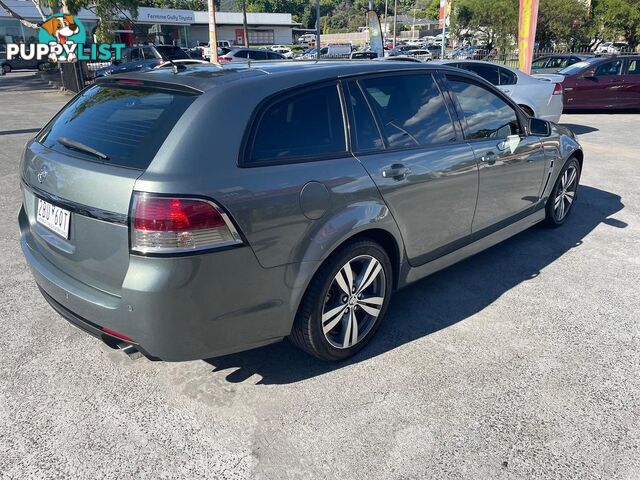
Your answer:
[321,255,386,349]
[554,165,578,221]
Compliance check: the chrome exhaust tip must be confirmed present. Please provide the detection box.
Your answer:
[117,342,143,360]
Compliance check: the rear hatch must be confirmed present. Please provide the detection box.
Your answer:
[20,80,199,296]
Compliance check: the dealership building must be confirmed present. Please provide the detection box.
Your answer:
[0,0,299,48]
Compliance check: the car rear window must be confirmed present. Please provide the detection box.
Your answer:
[39,85,197,170]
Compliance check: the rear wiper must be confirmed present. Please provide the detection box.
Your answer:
[57,136,109,161]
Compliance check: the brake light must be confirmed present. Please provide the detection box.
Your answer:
[130,194,242,254]
[116,79,144,86]
[219,56,231,63]
[552,83,563,95]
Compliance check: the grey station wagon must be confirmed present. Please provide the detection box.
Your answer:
[19,61,583,361]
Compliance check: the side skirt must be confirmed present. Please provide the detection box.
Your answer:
[400,208,546,287]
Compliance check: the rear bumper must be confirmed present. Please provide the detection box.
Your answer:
[20,206,315,361]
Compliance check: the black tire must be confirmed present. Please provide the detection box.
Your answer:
[545,157,581,227]
[289,239,393,361]
[2,64,11,74]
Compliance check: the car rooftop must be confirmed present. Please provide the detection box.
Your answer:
[97,60,447,93]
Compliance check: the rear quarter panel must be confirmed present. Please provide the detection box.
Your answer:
[135,73,405,270]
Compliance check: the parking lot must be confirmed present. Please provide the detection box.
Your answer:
[0,72,639,479]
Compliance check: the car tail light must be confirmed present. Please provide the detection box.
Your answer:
[552,83,563,95]
[130,193,242,254]
[219,56,231,63]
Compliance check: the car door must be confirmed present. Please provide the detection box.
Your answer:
[444,74,547,231]
[593,59,625,107]
[619,57,640,108]
[346,72,479,265]
[568,60,624,108]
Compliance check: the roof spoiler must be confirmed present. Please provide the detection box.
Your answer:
[95,76,203,95]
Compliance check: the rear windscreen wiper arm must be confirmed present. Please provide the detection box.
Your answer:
[57,136,109,161]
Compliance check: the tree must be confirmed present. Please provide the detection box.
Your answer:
[452,0,518,50]
[536,0,590,49]
[594,0,640,49]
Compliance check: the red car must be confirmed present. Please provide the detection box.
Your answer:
[558,55,640,109]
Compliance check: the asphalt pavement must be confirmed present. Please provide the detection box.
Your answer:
[1,72,638,480]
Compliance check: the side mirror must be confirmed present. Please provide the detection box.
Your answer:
[529,117,551,136]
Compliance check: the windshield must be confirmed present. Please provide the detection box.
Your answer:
[155,46,189,60]
[558,59,598,75]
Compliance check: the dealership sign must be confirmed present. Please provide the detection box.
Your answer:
[5,13,124,62]
[136,7,195,25]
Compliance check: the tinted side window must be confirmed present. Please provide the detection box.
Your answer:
[249,84,346,164]
[345,82,384,152]
[531,57,548,68]
[447,76,520,140]
[129,48,141,61]
[595,60,622,77]
[498,67,517,85]
[360,73,456,148]
[626,59,640,75]
[458,63,500,85]
[248,50,267,60]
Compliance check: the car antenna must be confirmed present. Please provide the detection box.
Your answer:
[162,54,186,74]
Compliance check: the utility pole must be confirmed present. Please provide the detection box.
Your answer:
[384,0,388,43]
[242,0,249,47]
[393,0,397,47]
[207,0,218,63]
[316,0,321,59]
[412,6,416,41]
[440,0,447,59]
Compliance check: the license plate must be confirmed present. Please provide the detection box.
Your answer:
[36,198,71,239]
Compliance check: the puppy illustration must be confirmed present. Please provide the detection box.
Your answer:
[40,15,79,62]
[40,15,79,44]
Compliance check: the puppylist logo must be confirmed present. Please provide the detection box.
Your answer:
[6,13,124,63]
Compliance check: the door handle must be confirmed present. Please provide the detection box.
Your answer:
[481,151,496,165]
[382,163,410,179]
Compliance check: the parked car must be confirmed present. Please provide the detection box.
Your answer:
[95,45,190,77]
[218,48,286,62]
[297,34,316,47]
[405,49,433,61]
[595,41,628,54]
[19,61,582,362]
[351,51,379,60]
[531,54,592,74]
[387,45,417,56]
[1,49,48,73]
[448,45,488,60]
[553,56,640,110]
[438,60,564,122]
[271,46,295,58]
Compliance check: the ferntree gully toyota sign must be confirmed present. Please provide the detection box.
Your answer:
[5,13,124,62]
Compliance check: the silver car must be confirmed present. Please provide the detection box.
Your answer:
[19,62,583,362]
[437,60,564,123]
